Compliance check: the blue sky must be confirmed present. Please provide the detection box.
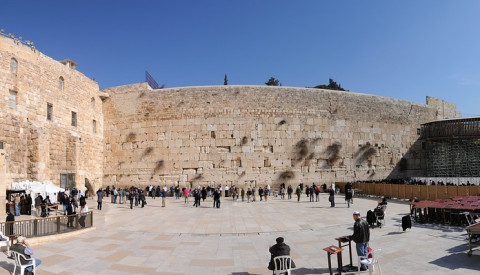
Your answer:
[2,1,479,116]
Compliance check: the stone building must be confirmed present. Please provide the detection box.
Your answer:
[0,32,462,205]
[0,34,104,206]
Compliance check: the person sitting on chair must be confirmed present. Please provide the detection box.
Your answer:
[10,236,41,275]
[378,197,387,207]
[268,237,296,273]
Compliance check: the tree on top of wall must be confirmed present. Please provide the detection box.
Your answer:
[313,78,347,91]
[265,77,281,86]
[224,74,228,85]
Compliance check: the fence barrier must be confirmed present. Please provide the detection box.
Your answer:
[0,211,93,239]
[335,182,480,201]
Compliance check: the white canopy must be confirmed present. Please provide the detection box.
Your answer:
[10,180,64,204]
[30,183,64,203]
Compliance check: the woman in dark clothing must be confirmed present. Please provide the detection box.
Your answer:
[66,199,75,228]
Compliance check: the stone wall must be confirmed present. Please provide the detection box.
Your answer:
[0,36,104,190]
[102,84,457,188]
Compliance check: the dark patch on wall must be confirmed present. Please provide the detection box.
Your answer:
[138,92,146,98]
[192,173,204,181]
[154,160,164,174]
[355,143,377,165]
[295,138,309,161]
[278,170,295,180]
[311,137,322,144]
[142,147,154,159]
[325,142,342,166]
[126,132,136,142]
[238,171,246,178]
[241,136,248,145]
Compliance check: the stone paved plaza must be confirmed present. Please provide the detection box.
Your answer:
[0,193,479,275]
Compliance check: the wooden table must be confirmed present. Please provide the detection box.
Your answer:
[323,245,344,275]
[335,235,354,270]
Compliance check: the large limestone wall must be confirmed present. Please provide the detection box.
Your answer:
[102,84,455,188]
[0,36,103,189]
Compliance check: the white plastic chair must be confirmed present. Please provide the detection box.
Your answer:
[273,255,292,275]
[11,251,36,275]
[0,232,10,256]
[358,248,382,275]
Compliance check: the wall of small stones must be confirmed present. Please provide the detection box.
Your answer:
[102,84,458,189]
[0,36,104,189]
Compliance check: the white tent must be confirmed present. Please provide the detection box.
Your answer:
[30,183,64,204]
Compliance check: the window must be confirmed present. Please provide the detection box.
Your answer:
[71,111,77,127]
[10,58,18,73]
[91,97,95,109]
[47,103,53,120]
[92,120,97,133]
[8,90,17,109]
[59,76,64,90]
[60,173,76,190]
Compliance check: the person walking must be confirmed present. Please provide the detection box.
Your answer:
[309,186,315,202]
[161,189,166,207]
[140,190,146,208]
[328,186,335,207]
[113,187,118,204]
[129,189,134,209]
[134,189,139,206]
[296,186,302,202]
[96,188,103,210]
[183,187,190,204]
[287,185,293,200]
[345,182,353,208]
[66,199,74,228]
[214,189,221,208]
[350,211,370,271]
[315,185,320,202]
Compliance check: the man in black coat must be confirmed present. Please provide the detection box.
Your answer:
[268,237,296,271]
[350,211,370,271]
[5,210,15,235]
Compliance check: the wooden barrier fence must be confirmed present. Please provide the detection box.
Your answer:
[335,182,480,201]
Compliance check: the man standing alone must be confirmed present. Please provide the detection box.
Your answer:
[350,211,370,271]
[96,188,103,210]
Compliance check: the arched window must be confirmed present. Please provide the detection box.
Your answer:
[91,97,95,109]
[10,58,18,73]
[59,76,64,90]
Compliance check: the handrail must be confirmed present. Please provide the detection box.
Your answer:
[0,211,93,239]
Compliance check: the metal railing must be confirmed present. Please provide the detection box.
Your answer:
[0,211,93,238]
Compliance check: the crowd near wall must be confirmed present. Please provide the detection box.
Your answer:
[0,35,104,191]
[102,84,458,189]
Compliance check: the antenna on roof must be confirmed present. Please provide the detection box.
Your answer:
[145,71,161,89]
